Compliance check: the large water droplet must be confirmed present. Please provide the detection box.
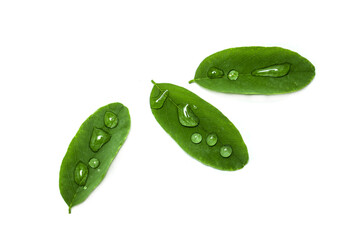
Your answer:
[220,145,232,158]
[206,133,218,146]
[227,70,239,81]
[150,89,169,109]
[178,104,199,127]
[207,67,224,79]
[104,111,118,128]
[88,158,100,169]
[191,133,202,144]
[90,128,111,152]
[251,63,291,77]
[74,162,88,186]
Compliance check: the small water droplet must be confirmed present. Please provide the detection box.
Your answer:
[74,162,88,186]
[207,67,224,79]
[178,104,199,127]
[90,128,111,152]
[88,158,100,169]
[104,111,118,128]
[83,186,87,190]
[150,89,169,109]
[206,133,218,146]
[227,70,239,81]
[192,105,198,110]
[191,133,202,144]
[251,63,291,77]
[220,145,232,158]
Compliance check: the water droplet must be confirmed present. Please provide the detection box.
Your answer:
[191,133,202,144]
[88,158,100,169]
[150,89,169,109]
[206,133,218,146]
[178,104,199,127]
[74,162,88,186]
[83,186,87,190]
[104,111,118,128]
[220,145,232,158]
[207,67,224,79]
[90,128,111,152]
[251,63,291,77]
[228,70,239,81]
[192,105,198,110]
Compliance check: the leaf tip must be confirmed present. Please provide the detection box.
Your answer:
[189,79,195,84]
[151,80,156,85]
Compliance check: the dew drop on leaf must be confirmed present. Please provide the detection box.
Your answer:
[74,162,88,186]
[220,145,232,158]
[178,104,199,127]
[191,133,202,144]
[207,67,224,79]
[251,63,291,77]
[206,133,218,146]
[104,112,118,128]
[89,128,111,152]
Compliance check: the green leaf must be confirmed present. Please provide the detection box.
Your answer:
[59,102,131,213]
[190,46,315,94]
[150,82,248,171]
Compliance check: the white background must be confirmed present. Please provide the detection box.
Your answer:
[0,0,359,239]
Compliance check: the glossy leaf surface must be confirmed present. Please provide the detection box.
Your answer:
[59,103,130,213]
[150,81,248,171]
[190,47,315,94]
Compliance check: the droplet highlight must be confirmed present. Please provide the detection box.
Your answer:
[207,67,224,79]
[104,111,118,128]
[74,162,88,186]
[150,89,169,109]
[206,133,218,146]
[89,128,111,152]
[220,145,232,158]
[227,70,239,81]
[191,133,202,144]
[178,104,199,127]
[88,158,100,169]
[251,63,291,77]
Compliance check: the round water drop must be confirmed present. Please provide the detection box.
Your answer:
[150,89,169,109]
[74,162,88,186]
[191,133,202,144]
[88,158,100,169]
[228,70,239,81]
[207,67,224,79]
[104,111,118,128]
[220,145,232,158]
[206,133,218,146]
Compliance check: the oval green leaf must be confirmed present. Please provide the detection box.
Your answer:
[190,46,315,94]
[59,102,131,213]
[150,81,248,171]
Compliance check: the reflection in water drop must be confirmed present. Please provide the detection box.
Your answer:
[178,104,199,127]
[104,111,118,128]
[74,162,88,186]
[207,67,224,79]
[90,128,111,152]
[251,63,291,77]
[191,133,202,144]
[220,145,232,158]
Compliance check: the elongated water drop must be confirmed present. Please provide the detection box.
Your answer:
[74,162,88,186]
[228,70,239,81]
[178,104,199,127]
[207,67,224,79]
[104,112,118,128]
[150,89,169,109]
[88,158,100,169]
[251,63,291,77]
[220,145,232,158]
[206,133,218,146]
[191,133,202,144]
[89,128,111,152]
